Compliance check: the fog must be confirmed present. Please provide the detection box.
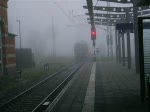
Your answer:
[8,0,87,57]
[7,0,135,61]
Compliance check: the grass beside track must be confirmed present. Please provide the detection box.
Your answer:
[0,64,65,99]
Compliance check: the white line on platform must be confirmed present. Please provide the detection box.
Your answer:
[82,62,96,112]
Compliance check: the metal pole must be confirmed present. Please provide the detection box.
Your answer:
[110,29,113,60]
[118,33,121,63]
[138,18,145,101]
[133,1,140,73]
[52,17,56,56]
[107,35,109,56]
[107,1,110,57]
[126,10,131,69]
[122,33,125,66]
[127,30,131,69]
[93,40,96,61]
[115,29,118,61]
[16,20,22,49]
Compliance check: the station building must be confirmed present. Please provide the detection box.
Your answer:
[0,0,16,77]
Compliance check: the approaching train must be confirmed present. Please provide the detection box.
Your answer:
[74,41,90,62]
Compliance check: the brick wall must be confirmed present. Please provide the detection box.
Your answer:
[4,35,16,75]
[3,37,15,44]
[7,48,15,54]
[6,56,16,64]
[0,1,16,76]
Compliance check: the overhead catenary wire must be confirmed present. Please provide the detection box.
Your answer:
[72,14,108,31]
[51,0,75,24]
[51,0,109,32]
[71,5,108,31]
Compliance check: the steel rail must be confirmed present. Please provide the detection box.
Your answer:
[32,64,82,112]
[0,64,75,110]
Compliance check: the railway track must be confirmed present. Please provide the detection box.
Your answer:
[0,64,82,112]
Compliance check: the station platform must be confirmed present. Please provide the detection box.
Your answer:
[50,61,148,112]
[94,61,147,112]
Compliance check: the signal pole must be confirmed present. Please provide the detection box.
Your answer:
[91,26,96,61]
[93,40,96,61]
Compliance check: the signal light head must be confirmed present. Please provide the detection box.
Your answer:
[91,26,96,40]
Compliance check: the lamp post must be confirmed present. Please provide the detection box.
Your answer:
[16,20,22,49]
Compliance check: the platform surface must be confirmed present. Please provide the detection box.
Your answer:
[95,61,148,112]
[50,61,148,112]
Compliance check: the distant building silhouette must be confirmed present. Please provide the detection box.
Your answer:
[16,48,34,69]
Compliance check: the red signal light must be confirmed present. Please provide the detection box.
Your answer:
[91,26,96,40]
[92,31,96,35]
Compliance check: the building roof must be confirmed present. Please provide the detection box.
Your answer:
[8,33,17,37]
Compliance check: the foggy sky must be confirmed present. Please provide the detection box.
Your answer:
[8,0,95,57]
[7,0,135,58]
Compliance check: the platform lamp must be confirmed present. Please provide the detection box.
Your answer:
[137,0,150,6]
